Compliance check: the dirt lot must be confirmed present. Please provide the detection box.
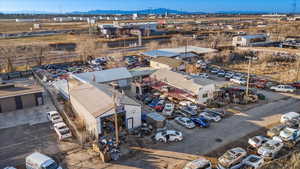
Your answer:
[55,90,300,169]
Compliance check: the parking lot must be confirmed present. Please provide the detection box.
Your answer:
[114,91,300,169]
[0,122,60,168]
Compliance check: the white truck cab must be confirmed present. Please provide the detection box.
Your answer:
[26,152,62,169]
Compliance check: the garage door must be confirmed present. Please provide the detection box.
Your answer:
[21,94,36,108]
[0,98,16,113]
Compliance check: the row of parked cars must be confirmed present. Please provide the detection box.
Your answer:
[47,111,72,141]
[209,66,298,93]
[182,111,300,169]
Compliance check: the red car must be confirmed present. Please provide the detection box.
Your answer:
[291,82,300,89]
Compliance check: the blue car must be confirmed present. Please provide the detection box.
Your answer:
[148,99,160,108]
[191,117,210,128]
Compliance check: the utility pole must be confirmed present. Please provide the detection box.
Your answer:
[113,93,119,145]
[296,55,300,81]
[246,56,252,98]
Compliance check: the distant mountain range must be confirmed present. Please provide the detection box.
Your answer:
[1,8,277,15]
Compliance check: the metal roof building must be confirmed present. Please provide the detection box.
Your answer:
[142,46,217,58]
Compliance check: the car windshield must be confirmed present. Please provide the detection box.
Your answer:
[44,162,58,169]
[263,143,275,150]
[283,128,293,136]
[58,126,67,130]
[223,151,234,161]
[53,116,60,120]
[61,129,70,135]
[252,137,260,143]
[248,156,259,163]
[186,119,193,123]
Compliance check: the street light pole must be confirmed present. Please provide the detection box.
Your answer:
[113,93,119,145]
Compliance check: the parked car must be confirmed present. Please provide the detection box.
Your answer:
[210,68,220,74]
[143,95,154,104]
[47,111,63,124]
[175,117,196,129]
[184,157,212,169]
[225,72,234,79]
[270,85,296,93]
[267,124,286,137]
[191,117,210,128]
[199,73,209,79]
[154,100,165,112]
[278,127,300,143]
[217,147,247,169]
[181,106,198,116]
[162,103,174,116]
[248,136,270,149]
[54,122,72,140]
[203,109,227,118]
[154,130,183,143]
[148,99,160,108]
[280,112,300,124]
[290,81,300,89]
[258,139,283,159]
[241,155,264,169]
[200,112,221,122]
[217,70,226,77]
[173,109,188,117]
[230,77,247,85]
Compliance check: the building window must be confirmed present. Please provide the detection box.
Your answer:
[202,93,208,98]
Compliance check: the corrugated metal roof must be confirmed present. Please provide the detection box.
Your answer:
[151,69,202,94]
[240,34,267,40]
[160,46,217,54]
[72,67,132,83]
[70,83,114,118]
[142,46,217,58]
[70,82,140,118]
[151,57,184,68]
[129,67,157,77]
[142,50,178,58]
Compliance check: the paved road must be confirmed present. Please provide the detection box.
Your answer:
[0,123,60,168]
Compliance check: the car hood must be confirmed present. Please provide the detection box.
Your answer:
[218,156,233,167]
[258,147,273,155]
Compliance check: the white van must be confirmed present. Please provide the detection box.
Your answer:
[26,152,62,169]
[280,112,300,124]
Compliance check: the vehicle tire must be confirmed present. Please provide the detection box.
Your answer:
[175,138,179,142]
[159,138,164,142]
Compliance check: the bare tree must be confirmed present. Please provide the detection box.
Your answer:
[28,45,49,66]
[76,36,98,63]
[0,45,17,72]
[146,41,160,50]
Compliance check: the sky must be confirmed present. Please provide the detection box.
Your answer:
[0,0,296,13]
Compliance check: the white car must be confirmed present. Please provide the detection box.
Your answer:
[200,112,221,122]
[217,147,247,169]
[54,122,72,140]
[258,139,283,159]
[184,157,212,169]
[155,130,183,143]
[241,155,264,169]
[47,111,63,124]
[175,117,196,129]
[179,101,198,111]
[270,85,296,93]
[280,112,300,124]
[54,122,69,132]
[278,127,300,143]
[162,103,174,116]
[248,136,270,149]
[225,72,234,79]
[230,77,246,85]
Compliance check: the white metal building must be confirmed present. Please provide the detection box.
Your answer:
[72,67,133,88]
[69,83,141,140]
